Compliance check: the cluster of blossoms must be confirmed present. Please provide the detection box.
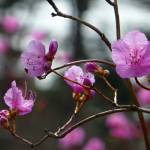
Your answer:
[106,113,139,140]
[64,62,109,112]
[64,65,96,112]
[59,127,105,150]
[0,81,35,128]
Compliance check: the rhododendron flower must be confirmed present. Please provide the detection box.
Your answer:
[4,81,35,116]
[83,138,105,150]
[59,128,85,149]
[112,31,150,78]
[21,39,58,77]
[106,113,139,139]
[1,16,20,33]
[0,110,9,127]
[64,65,95,93]
[137,88,150,106]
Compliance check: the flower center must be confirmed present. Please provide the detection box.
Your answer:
[129,49,143,65]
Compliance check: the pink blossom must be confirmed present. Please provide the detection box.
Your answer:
[106,113,139,139]
[4,81,35,116]
[48,39,58,59]
[0,38,10,54]
[31,31,47,41]
[21,40,58,77]
[59,128,85,149]
[0,110,9,127]
[1,16,20,33]
[137,88,150,106]
[83,138,105,150]
[112,31,150,78]
[64,65,95,93]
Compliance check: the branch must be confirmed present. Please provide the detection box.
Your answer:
[114,0,121,39]
[105,0,115,6]
[46,0,112,50]
[126,80,150,150]
[135,77,150,91]
[112,0,150,148]
[32,105,150,147]
[40,59,115,79]
[53,59,115,71]
[6,104,150,148]
[9,130,33,146]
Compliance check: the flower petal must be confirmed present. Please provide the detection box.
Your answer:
[112,40,130,65]
[123,31,148,50]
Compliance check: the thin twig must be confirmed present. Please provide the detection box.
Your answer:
[114,0,121,39]
[93,87,116,106]
[46,0,112,50]
[102,76,118,104]
[54,103,78,135]
[105,0,115,6]
[41,59,115,79]
[53,59,115,71]
[9,130,32,146]
[135,77,150,91]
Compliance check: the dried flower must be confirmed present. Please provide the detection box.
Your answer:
[0,110,9,128]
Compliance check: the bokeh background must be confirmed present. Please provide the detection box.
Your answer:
[0,0,150,150]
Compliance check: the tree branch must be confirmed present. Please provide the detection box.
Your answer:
[135,77,150,91]
[46,0,112,50]
[32,105,150,147]
[105,0,115,6]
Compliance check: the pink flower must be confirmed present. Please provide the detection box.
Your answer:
[31,31,47,41]
[0,38,10,54]
[0,110,9,127]
[1,16,20,33]
[137,88,150,106]
[4,81,35,116]
[64,65,95,93]
[21,39,58,77]
[112,31,150,78]
[106,113,139,139]
[83,138,105,150]
[59,128,85,149]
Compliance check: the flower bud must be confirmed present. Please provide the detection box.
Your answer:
[84,62,99,73]
[48,39,58,59]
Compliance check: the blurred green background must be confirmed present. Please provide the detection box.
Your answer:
[0,0,150,149]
